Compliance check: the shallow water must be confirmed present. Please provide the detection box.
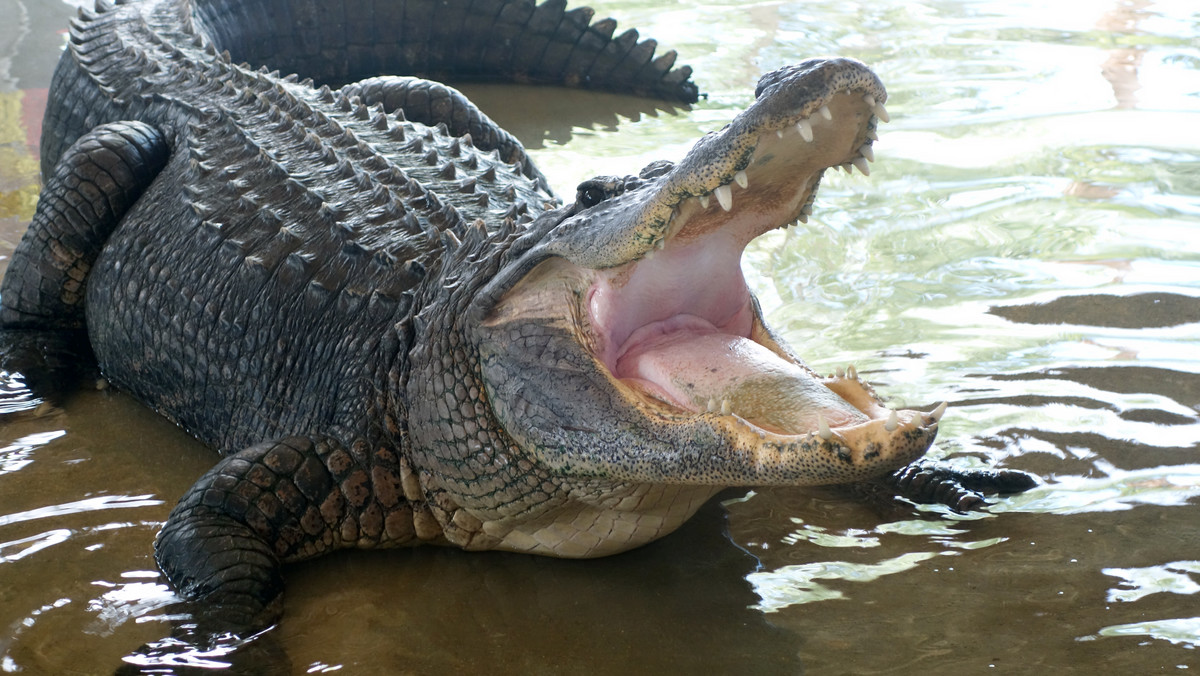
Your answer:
[1,0,1199,673]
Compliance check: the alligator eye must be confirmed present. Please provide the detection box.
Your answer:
[578,184,607,209]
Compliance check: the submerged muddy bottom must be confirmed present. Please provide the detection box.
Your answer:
[2,0,1199,673]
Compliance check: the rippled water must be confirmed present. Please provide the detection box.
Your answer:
[1,0,1199,673]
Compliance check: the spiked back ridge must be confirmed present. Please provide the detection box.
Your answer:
[187,0,698,102]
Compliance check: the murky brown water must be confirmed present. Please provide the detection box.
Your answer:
[2,0,1199,673]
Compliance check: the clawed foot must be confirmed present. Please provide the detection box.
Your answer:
[887,462,1039,511]
[850,461,1040,514]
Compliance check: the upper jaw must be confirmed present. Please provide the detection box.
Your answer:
[470,57,888,321]
[659,59,887,246]
[494,59,885,276]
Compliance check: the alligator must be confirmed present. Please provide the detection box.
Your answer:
[1,0,1035,649]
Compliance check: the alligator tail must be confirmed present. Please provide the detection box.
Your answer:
[42,0,698,177]
[189,0,699,102]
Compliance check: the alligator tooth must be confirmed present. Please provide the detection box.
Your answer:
[714,184,733,211]
[873,102,890,123]
[656,237,666,250]
[797,213,808,223]
[885,409,899,432]
[817,415,833,440]
[836,367,845,378]
[720,398,732,415]
[864,94,877,108]
[867,130,879,142]
[818,105,832,121]
[840,163,852,174]
[707,398,718,413]
[852,157,870,176]
[860,145,875,162]
[847,364,857,380]
[699,194,710,209]
[801,203,813,216]
[796,119,813,142]
[930,401,948,422]
[734,170,748,189]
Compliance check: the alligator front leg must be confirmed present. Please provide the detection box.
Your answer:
[154,435,417,632]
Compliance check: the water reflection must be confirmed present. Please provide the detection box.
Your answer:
[281,499,805,674]
[1104,560,1200,602]
[750,551,942,609]
[0,430,63,474]
[1006,462,1200,512]
[455,84,686,155]
[0,527,70,563]
[1094,617,1200,649]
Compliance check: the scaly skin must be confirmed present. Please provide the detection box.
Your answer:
[0,0,1028,643]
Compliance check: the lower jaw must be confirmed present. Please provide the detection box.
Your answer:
[611,326,873,435]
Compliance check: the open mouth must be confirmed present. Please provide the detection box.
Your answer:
[477,59,941,486]
[585,82,945,444]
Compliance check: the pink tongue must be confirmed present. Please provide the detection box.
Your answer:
[614,317,868,434]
